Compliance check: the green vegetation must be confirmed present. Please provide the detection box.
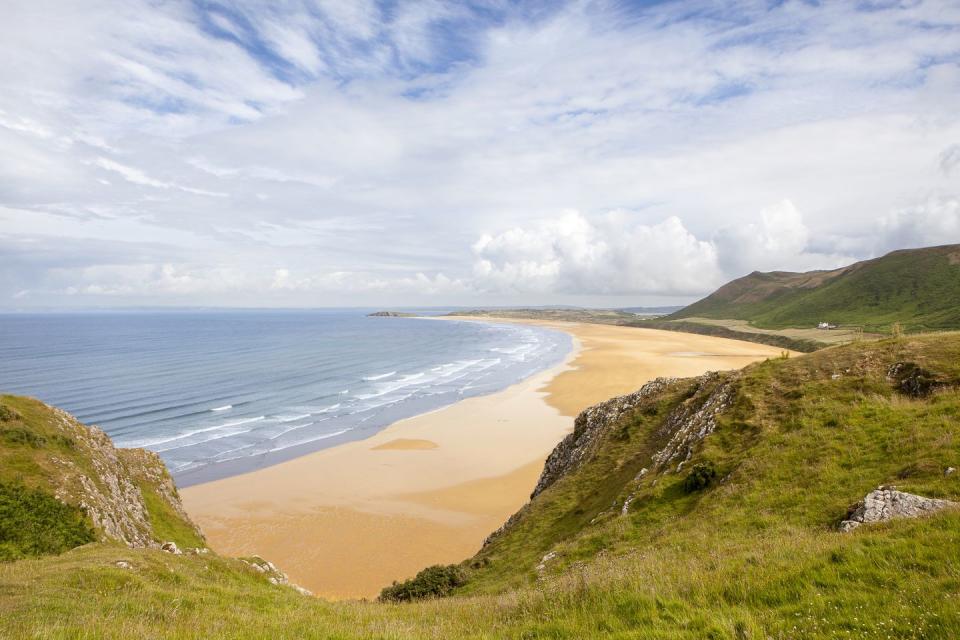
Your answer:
[0,394,203,551]
[629,317,826,352]
[682,461,716,493]
[451,308,827,351]
[671,244,960,333]
[0,482,94,561]
[379,564,467,602]
[136,481,205,549]
[2,334,960,638]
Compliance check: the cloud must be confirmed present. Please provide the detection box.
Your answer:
[470,202,860,296]
[713,200,849,275]
[472,210,720,296]
[875,196,960,252]
[941,145,960,175]
[1,1,959,307]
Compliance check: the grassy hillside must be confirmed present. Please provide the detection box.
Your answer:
[3,334,960,638]
[671,244,960,332]
[0,395,204,554]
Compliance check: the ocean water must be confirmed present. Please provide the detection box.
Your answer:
[0,310,570,485]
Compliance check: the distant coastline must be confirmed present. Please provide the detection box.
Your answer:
[0,310,572,487]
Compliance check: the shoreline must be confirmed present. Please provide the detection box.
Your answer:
[173,318,571,487]
[181,319,793,599]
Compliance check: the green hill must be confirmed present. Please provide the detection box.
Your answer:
[3,334,960,638]
[670,244,960,332]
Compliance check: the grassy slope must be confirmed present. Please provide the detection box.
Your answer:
[671,244,960,332]
[461,333,960,636]
[2,336,960,638]
[0,395,202,550]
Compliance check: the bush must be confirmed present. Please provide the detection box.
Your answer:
[683,461,717,493]
[0,482,95,561]
[0,403,22,423]
[0,428,75,449]
[379,564,466,602]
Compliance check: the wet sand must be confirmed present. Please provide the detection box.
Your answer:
[181,319,791,599]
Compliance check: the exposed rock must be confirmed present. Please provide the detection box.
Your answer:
[161,541,181,555]
[839,486,957,532]
[114,560,132,569]
[531,377,679,500]
[367,311,415,317]
[887,362,943,397]
[947,467,956,477]
[241,556,313,596]
[41,404,204,549]
[535,551,557,574]
[486,373,735,548]
[650,372,735,472]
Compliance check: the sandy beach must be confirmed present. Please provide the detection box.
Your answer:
[181,319,792,599]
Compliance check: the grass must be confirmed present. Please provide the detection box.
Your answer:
[671,244,960,333]
[1,334,959,637]
[0,482,95,561]
[135,481,205,549]
[0,394,203,550]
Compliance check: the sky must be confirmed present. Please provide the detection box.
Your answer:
[1,0,959,309]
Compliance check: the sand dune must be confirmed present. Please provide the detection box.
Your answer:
[181,319,792,599]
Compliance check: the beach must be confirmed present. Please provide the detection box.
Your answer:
[181,319,792,599]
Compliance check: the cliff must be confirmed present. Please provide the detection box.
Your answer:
[0,395,204,555]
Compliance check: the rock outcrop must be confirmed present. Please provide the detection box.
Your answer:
[531,372,734,500]
[13,399,204,549]
[649,372,735,473]
[887,362,946,397]
[242,556,313,596]
[839,486,957,532]
[486,372,735,547]
[531,377,679,499]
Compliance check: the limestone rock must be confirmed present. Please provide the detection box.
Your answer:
[535,551,557,574]
[839,486,957,532]
[485,372,735,548]
[40,403,204,549]
[650,372,735,472]
[241,556,313,596]
[530,377,679,500]
[161,541,181,555]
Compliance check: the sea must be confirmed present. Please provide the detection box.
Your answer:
[0,310,571,485]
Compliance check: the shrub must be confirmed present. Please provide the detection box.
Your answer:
[0,403,22,423]
[0,428,74,449]
[888,362,941,397]
[683,461,717,493]
[0,482,95,561]
[379,564,466,602]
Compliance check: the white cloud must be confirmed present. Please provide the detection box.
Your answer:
[472,210,720,296]
[875,196,960,252]
[941,145,960,175]
[1,1,959,307]
[713,200,848,275]
[93,157,169,189]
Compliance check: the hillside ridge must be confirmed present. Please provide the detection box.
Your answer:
[670,244,960,332]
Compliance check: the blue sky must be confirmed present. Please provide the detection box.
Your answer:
[1,0,959,308]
